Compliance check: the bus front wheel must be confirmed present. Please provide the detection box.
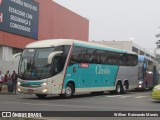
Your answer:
[63,83,74,98]
[116,82,123,94]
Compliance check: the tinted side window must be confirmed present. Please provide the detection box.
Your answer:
[87,49,96,63]
[69,46,87,65]
[106,51,123,65]
[123,54,138,66]
[95,50,106,64]
[69,46,138,66]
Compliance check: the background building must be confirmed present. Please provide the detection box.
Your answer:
[0,0,89,73]
[92,40,155,59]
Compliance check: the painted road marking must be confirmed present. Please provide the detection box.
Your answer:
[105,95,123,97]
[105,95,149,99]
[120,96,132,98]
[135,96,149,99]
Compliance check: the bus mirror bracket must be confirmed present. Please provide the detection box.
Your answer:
[12,52,22,65]
[48,51,63,64]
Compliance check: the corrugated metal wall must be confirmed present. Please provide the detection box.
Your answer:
[37,0,89,41]
[0,0,89,49]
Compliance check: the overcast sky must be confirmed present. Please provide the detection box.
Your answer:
[54,0,160,51]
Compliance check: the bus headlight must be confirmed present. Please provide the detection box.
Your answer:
[138,81,143,84]
[43,89,47,93]
[138,85,142,88]
[41,82,49,86]
[17,82,21,86]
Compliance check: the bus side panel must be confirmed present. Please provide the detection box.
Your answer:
[100,65,119,88]
[63,64,119,93]
[116,66,138,90]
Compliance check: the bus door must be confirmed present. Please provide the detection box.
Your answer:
[51,55,65,93]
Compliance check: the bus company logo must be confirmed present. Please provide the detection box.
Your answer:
[96,65,111,74]
[78,63,89,68]
[0,12,3,23]
[2,112,11,117]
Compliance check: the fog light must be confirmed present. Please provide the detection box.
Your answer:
[18,88,21,92]
[43,89,47,93]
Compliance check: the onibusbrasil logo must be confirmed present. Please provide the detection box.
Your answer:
[1,112,42,118]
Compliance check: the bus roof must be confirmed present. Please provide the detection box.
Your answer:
[138,55,158,63]
[26,39,137,55]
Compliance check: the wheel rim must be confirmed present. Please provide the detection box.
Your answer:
[123,84,127,92]
[66,86,72,96]
[117,84,121,93]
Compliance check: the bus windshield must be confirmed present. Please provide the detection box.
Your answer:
[18,45,71,80]
[19,48,54,80]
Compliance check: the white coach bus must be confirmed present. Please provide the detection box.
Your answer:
[13,39,138,98]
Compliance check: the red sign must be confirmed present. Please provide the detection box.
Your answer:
[78,63,89,68]
[0,0,2,5]
[0,12,3,23]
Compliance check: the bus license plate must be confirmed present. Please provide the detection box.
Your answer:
[27,89,33,92]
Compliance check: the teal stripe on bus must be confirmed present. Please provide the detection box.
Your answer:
[74,43,126,53]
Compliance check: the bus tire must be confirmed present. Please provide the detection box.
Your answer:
[122,83,127,94]
[116,82,123,94]
[36,94,47,99]
[63,83,74,99]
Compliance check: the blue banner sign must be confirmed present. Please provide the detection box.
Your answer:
[0,0,39,39]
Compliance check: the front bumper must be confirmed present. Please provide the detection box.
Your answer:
[17,85,50,94]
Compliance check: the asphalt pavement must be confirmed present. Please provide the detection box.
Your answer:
[0,90,160,120]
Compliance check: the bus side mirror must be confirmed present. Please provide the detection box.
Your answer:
[12,52,22,64]
[48,51,63,64]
